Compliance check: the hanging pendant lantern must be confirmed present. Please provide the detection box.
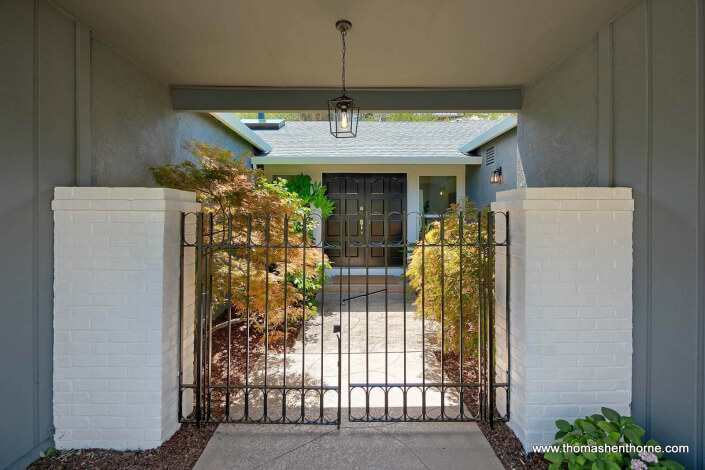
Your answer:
[329,20,359,138]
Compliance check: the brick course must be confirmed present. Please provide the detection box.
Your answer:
[492,187,633,451]
[52,188,199,450]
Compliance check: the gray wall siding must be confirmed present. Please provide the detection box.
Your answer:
[91,40,254,187]
[0,1,77,467]
[519,1,705,466]
[466,128,519,209]
[518,37,599,187]
[0,3,254,467]
[605,1,704,466]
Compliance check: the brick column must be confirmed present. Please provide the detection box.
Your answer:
[52,188,200,450]
[492,188,633,451]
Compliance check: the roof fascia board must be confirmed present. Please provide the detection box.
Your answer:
[459,116,518,154]
[250,156,483,165]
[210,112,272,153]
[173,86,522,112]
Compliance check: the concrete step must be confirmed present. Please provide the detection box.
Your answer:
[323,282,409,295]
[331,275,402,285]
[323,274,412,294]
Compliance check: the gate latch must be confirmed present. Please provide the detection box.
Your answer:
[333,324,341,333]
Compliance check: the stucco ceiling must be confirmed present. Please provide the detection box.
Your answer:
[57,0,632,88]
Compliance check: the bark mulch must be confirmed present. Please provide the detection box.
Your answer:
[207,317,301,419]
[437,350,550,470]
[28,423,217,470]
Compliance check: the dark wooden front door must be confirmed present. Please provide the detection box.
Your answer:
[324,173,406,267]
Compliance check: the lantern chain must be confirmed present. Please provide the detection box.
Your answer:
[341,28,347,95]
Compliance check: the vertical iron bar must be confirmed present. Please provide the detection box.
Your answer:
[206,214,214,421]
[345,203,352,421]
[505,212,511,421]
[337,330,342,428]
[421,212,426,420]
[301,215,307,421]
[320,211,326,423]
[244,215,252,421]
[458,210,464,419]
[477,211,484,421]
[364,209,370,419]
[402,211,408,416]
[226,215,233,421]
[283,215,289,422]
[489,212,495,427]
[384,211,389,419]
[337,202,346,420]
[264,215,270,421]
[178,213,185,421]
[440,215,446,420]
[194,213,203,425]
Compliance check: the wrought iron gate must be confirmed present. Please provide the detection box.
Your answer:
[178,208,509,427]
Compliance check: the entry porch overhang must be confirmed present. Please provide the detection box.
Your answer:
[251,156,482,165]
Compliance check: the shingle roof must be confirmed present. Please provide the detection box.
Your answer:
[253,120,497,159]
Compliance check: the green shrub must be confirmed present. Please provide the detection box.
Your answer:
[545,407,685,470]
[405,199,485,356]
[279,173,335,218]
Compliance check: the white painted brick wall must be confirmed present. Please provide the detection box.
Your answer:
[53,187,200,450]
[492,188,633,451]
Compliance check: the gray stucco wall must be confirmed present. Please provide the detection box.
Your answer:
[0,2,255,467]
[519,1,705,466]
[91,40,255,187]
[466,127,519,209]
[518,37,599,187]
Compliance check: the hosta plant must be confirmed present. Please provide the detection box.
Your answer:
[545,407,685,470]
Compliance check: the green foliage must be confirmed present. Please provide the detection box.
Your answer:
[545,408,685,470]
[279,173,335,218]
[150,140,330,337]
[287,261,331,313]
[405,199,485,356]
[233,112,512,122]
[39,447,59,458]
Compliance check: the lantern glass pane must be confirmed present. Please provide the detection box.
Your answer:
[328,97,359,138]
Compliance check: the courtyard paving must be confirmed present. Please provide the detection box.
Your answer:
[226,291,463,420]
[194,420,504,469]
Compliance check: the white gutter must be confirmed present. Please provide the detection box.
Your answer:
[250,156,483,165]
[458,116,517,154]
[210,112,272,153]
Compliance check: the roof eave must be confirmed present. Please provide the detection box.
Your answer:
[210,112,272,153]
[458,116,517,154]
[250,155,483,165]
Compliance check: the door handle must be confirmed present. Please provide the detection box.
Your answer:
[360,219,364,232]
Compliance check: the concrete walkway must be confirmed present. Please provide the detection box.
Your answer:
[194,421,504,470]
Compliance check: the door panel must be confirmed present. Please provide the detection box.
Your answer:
[323,174,406,267]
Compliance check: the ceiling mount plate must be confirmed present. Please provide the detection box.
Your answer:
[336,20,352,33]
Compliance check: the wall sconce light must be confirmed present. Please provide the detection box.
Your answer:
[490,167,502,184]
[439,186,445,197]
